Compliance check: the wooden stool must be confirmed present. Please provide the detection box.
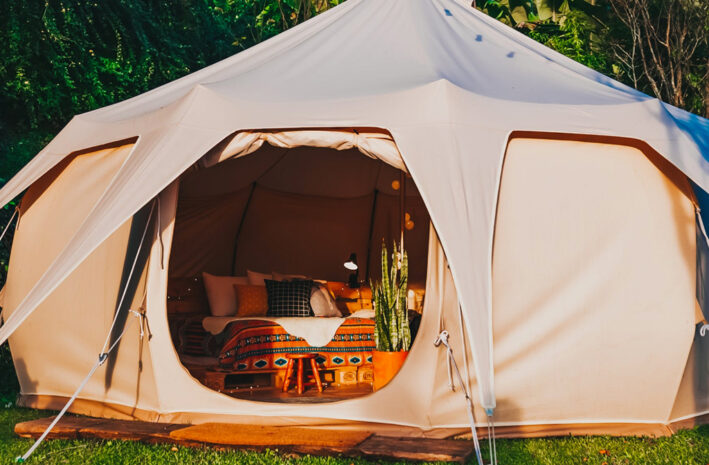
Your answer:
[282,353,323,394]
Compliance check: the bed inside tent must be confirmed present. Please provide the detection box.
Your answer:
[165,130,431,403]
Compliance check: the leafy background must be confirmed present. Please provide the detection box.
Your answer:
[0,0,707,404]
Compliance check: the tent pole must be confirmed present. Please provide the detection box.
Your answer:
[365,190,379,282]
[230,183,257,275]
[400,171,405,256]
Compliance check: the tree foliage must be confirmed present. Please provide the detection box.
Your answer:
[0,1,343,179]
[607,0,709,113]
[477,0,708,116]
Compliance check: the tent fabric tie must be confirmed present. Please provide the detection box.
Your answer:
[17,200,156,463]
[434,330,485,465]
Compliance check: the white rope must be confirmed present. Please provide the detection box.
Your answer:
[486,413,498,465]
[156,196,164,270]
[434,330,484,465]
[457,307,497,465]
[17,353,107,463]
[446,341,455,391]
[696,206,709,250]
[695,206,709,338]
[17,311,143,463]
[130,309,145,339]
[700,324,709,337]
[0,207,19,244]
[0,208,20,328]
[18,201,156,463]
[101,201,155,354]
[457,307,472,398]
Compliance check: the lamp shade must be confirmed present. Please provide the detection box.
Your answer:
[344,253,358,271]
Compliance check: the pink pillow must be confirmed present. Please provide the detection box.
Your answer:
[272,271,308,281]
[247,269,272,286]
[202,272,248,316]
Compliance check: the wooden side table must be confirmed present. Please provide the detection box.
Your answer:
[282,353,323,394]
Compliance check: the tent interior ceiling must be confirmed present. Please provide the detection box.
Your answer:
[169,144,430,284]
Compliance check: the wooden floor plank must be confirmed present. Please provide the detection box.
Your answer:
[169,423,371,453]
[15,415,470,462]
[356,435,473,463]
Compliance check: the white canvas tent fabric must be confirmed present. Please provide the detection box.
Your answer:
[1,0,709,432]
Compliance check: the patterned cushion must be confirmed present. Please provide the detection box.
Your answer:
[265,279,314,317]
[233,284,268,317]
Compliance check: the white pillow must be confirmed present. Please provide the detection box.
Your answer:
[202,272,248,317]
[247,270,272,286]
[272,271,308,281]
[310,284,342,317]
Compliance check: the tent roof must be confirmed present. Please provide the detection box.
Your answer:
[2,0,708,208]
[84,0,644,120]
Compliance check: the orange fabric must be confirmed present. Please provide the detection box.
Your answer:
[233,284,268,317]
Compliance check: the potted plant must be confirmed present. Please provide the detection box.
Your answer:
[371,241,411,391]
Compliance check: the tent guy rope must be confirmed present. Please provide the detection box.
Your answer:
[0,206,19,244]
[695,207,709,252]
[434,330,488,465]
[695,206,709,338]
[16,200,156,463]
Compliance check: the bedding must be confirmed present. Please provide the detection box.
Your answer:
[310,283,341,317]
[233,284,268,316]
[265,279,314,317]
[218,317,375,371]
[203,309,375,343]
[247,269,271,286]
[202,272,249,316]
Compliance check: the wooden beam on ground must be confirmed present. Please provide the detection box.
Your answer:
[15,415,472,462]
[15,416,184,442]
[356,435,473,463]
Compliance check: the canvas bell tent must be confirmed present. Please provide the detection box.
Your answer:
[1,0,709,441]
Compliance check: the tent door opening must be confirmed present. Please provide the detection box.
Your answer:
[164,130,432,403]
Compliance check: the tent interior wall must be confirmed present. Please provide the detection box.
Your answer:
[168,142,430,285]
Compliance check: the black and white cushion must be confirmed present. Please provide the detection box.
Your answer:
[265,279,314,317]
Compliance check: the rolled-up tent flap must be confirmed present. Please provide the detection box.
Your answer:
[202,129,406,171]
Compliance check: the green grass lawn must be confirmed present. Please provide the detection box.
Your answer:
[3,407,709,464]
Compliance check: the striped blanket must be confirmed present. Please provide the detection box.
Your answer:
[218,318,375,371]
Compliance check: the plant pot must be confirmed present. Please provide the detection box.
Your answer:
[372,349,409,391]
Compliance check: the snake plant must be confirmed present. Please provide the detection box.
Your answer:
[371,241,411,352]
